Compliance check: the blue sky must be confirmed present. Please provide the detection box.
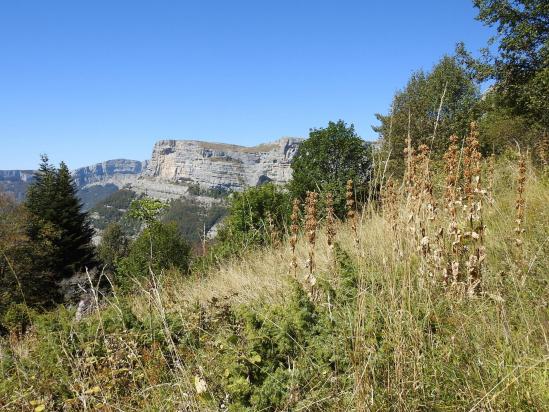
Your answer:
[0,1,494,169]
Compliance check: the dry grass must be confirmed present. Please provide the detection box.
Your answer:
[2,141,549,410]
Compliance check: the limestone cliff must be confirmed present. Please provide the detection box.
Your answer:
[1,137,303,203]
[142,137,302,191]
[0,170,35,202]
[73,159,148,187]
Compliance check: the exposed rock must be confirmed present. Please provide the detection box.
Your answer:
[143,137,302,192]
[0,170,35,202]
[57,268,100,304]
[73,159,148,187]
[0,137,303,203]
[0,170,35,182]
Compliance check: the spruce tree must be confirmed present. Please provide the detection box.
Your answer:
[25,156,96,279]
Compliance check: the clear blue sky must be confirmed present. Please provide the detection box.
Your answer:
[0,1,494,169]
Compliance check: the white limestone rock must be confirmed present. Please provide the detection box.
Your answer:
[143,137,302,191]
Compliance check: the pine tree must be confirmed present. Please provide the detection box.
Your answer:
[25,156,96,279]
[25,155,57,240]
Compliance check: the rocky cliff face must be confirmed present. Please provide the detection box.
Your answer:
[143,137,301,191]
[73,159,148,187]
[0,170,35,202]
[1,137,303,203]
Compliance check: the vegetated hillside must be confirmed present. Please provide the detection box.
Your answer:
[1,141,548,410]
[78,184,121,211]
[89,188,227,244]
[162,197,227,244]
[88,188,141,233]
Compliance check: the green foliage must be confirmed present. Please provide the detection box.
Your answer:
[0,191,58,317]
[334,243,359,303]
[161,197,227,245]
[215,183,290,252]
[88,189,139,232]
[25,156,96,278]
[289,120,372,217]
[77,183,119,211]
[97,223,129,269]
[127,197,166,225]
[194,278,354,411]
[457,0,548,154]
[470,0,549,127]
[117,222,191,286]
[1,303,33,335]
[187,183,230,198]
[476,100,544,154]
[374,56,480,173]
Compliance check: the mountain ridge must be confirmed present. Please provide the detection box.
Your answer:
[0,137,303,204]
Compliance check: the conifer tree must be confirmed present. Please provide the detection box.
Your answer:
[25,156,95,278]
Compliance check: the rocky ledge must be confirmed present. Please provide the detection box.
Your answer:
[143,137,302,191]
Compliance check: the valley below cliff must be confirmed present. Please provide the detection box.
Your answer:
[0,137,302,242]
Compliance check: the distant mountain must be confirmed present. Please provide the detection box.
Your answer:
[0,170,36,202]
[0,137,303,207]
[0,160,147,209]
[72,159,148,209]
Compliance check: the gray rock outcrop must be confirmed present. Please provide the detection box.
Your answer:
[143,137,302,191]
[1,137,303,203]
[73,159,148,187]
[0,170,35,201]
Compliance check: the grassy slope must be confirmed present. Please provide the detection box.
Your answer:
[1,158,549,411]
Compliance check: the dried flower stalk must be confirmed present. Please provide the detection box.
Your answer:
[289,198,300,275]
[305,191,319,290]
[515,153,527,248]
[443,135,461,284]
[326,192,336,249]
[463,122,484,292]
[346,179,359,246]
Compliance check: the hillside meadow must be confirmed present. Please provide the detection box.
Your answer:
[2,140,549,411]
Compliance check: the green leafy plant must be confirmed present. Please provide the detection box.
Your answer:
[289,120,372,217]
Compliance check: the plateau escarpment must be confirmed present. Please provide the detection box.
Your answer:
[0,170,35,202]
[1,137,303,205]
[73,159,148,188]
[142,137,302,193]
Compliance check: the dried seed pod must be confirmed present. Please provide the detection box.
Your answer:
[289,198,300,274]
[305,191,319,278]
[346,179,359,245]
[515,153,527,247]
[326,192,336,248]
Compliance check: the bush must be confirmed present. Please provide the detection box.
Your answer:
[289,120,372,217]
[97,223,129,269]
[1,303,33,335]
[213,183,290,254]
[117,222,191,287]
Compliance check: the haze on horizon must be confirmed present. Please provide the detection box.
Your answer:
[0,0,494,170]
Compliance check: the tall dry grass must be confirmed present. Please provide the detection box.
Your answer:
[2,137,549,410]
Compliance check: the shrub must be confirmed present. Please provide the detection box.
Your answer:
[117,222,191,287]
[1,303,33,335]
[215,183,290,252]
[289,120,372,217]
[97,222,129,269]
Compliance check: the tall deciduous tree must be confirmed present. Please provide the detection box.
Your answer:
[458,0,549,128]
[289,120,371,217]
[374,56,480,173]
